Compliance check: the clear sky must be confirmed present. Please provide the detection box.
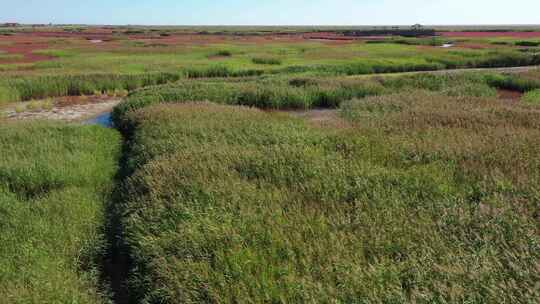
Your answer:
[3,0,539,26]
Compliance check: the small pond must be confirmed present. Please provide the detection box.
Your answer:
[85,112,113,128]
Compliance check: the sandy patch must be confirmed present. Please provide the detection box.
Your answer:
[2,98,120,122]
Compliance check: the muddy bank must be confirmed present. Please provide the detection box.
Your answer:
[497,89,524,103]
[2,97,120,124]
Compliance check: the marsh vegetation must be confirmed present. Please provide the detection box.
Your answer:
[1,27,539,303]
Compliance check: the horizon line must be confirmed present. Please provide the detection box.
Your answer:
[3,22,540,27]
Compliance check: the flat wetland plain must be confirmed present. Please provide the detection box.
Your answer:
[1,26,539,303]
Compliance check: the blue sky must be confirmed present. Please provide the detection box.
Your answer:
[3,0,539,25]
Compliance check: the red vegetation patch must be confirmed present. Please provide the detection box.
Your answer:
[497,89,523,102]
[302,32,377,45]
[0,37,54,63]
[22,31,113,40]
[439,31,540,38]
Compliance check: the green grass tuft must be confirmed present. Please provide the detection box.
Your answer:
[252,57,283,65]
[0,72,182,104]
[213,50,233,57]
[522,89,540,104]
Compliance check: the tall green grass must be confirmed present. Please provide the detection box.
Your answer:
[0,122,121,303]
[380,73,498,97]
[184,65,264,78]
[522,89,540,104]
[515,40,540,47]
[113,97,539,303]
[280,59,446,75]
[112,77,387,132]
[485,71,540,92]
[113,73,499,132]
[0,72,183,104]
[252,57,283,65]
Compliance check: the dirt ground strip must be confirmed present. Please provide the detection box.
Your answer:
[1,96,120,122]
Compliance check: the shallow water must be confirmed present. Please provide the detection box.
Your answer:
[85,112,113,128]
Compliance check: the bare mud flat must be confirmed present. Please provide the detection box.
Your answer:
[497,89,524,103]
[2,98,120,123]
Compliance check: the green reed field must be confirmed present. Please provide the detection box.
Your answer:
[0,122,121,303]
[111,91,539,303]
[112,71,540,125]
[108,65,540,304]
[1,27,540,303]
